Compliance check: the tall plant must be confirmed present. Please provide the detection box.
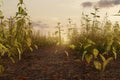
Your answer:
[0,0,35,73]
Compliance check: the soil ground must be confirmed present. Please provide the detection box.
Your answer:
[0,46,120,80]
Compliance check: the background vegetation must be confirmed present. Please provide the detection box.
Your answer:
[0,0,120,74]
[68,8,120,72]
[0,0,58,72]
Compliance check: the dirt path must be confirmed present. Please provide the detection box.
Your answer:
[0,46,120,80]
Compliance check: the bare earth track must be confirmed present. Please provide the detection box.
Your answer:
[0,46,120,80]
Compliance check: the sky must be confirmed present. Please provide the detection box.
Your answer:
[2,0,120,31]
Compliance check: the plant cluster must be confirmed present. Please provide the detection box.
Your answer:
[0,0,38,72]
[69,8,120,71]
[32,31,58,47]
[0,0,59,73]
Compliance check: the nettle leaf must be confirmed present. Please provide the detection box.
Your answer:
[86,19,91,22]
[91,13,95,15]
[85,54,93,64]
[96,15,100,18]
[99,54,106,62]
[106,39,113,51]
[29,47,33,52]
[87,39,95,45]
[106,45,111,52]
[23,11,27,16]
[0,10,2,16]
[17,3,20,6]
[95,7,99,11]
[65,51,69,57]
[19,0,23,4]
[69,44,76,49]
[93,48,99,58]
[34,44,38,49]
[117,41,120,45]
[84,44,91,49]
[10,57,15,63]
[26,38,32,47]
[68,28,73,31]
[55,31,58,35]
[79,42,82,47]
[82,50,87,61]
[0,43,8,56]
[112,47,117,60]
[0,15,4,19]
[16,12,19,17]
[103,57,113,71]
[18,6,24,14]
[94,61,101,70]
[112,51,117,60]
[17,48,22,60]
[0,65,4,73]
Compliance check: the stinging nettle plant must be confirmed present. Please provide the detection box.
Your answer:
[69,8,120,72]
[0,0,38,73]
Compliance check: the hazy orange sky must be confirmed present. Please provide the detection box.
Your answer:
[2,0,120,28]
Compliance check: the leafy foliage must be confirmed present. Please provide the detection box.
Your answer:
[68,8,120,71]
[0,0,39,73]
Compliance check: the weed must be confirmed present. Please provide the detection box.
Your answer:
[68,8,120,72]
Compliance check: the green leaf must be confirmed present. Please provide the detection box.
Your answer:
[34,44,38,49]
[91,13,95,15]
[85,54,93,64]
[106,39,113,51]
[29,47,33,52]
[26,38,32,47]
[112,47,117,60]
[0,16,4,19]
[0,10,2,16]
[0,43,8,56]
[55,31,58,35]
[16,12,19,17]
[96,15,100,18]
[18,6,23,14]
[103,57,113,71]
[82,50,87,61]
[84,44,91,49]
[0,65,4,73]
[99,54,106,62]
[19,0,23,4]
[69,44,76,49]
[87,39,95,45]
[23,11,27,16]
[94,61,101,70]
[113,51,117,60]
[68,28,73,31]
[17,48,22,60]
[10,57,15,63]
[65,51,69,57]
[117,41,120,45]
[106,45,111,51]
[93,48,99,58]
[79,42,82,47]
[17,3,20,6]
[95,7,99,11]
